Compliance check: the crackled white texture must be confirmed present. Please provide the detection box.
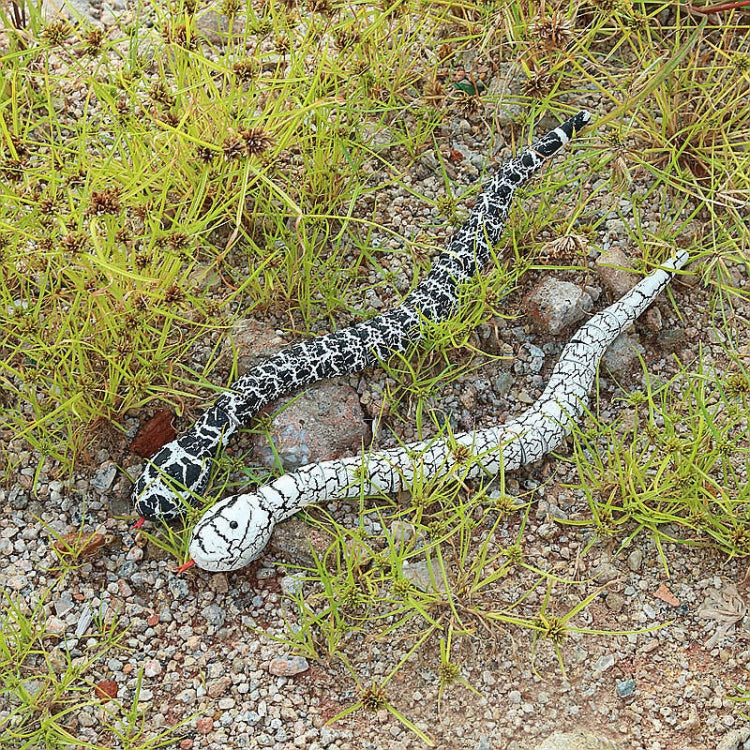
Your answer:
[132,112,592,522]
[189,250,689,571]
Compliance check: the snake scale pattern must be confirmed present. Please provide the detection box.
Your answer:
[132,111,592,523]
[188,250,687,571]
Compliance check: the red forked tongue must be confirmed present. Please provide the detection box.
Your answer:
[174,559,196,574]
[132,517,146,530]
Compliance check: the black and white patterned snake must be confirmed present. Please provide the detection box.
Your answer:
[132,111,593,524]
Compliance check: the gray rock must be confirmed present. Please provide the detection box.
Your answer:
[616,678,636,697]
[251,382,369,470]
[201,603,226,629]
[536,522,557,540]
[600,333,644,378]
[268,655,309,676]
[402,559,445,593]
[627,547,644,572]
[717,727,750,750]
[168,577,191,600]
[269,517,330,565]
[280,574,305,597]
[224,319,289,374]
[595,247,640,297]
[389,520,415,546]
[537,731,624,750]
[42,0,96,23]
[592,652,615,673]
[91,463,117,492]
[494,372,514,396]
[525,279,593,336]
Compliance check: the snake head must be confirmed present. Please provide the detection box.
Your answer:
[189,492,275,572]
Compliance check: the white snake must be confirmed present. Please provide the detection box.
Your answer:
[189,250,688,571]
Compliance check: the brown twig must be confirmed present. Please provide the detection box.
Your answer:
[690,0,750,13]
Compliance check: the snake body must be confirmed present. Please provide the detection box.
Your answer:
[189,250,688,572]
[132,112,591,522]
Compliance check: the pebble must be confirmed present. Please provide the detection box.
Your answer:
[143,659,162,678]
[46,616,66,637]
[196,717,214,734]
[280,574,305,597]
[268,656,309,676]
[176,688,197,704]
[601,333,644,377]
[169,577,191,600]
[627,548,644,571]
[402,559,445,593]
[536,522,557,540]
[54,593,75,617]
[91,463,117,492]
[595,247,639,297]
[592,653,615,673]
[592,562,621,584]
[616,679,636,698]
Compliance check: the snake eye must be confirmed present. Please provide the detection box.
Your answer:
[229,520,238,530]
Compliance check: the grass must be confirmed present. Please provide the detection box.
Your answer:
[1,0,749,746]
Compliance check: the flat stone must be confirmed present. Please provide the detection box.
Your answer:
[627,547,644,571]
[402,559,445,593]
[195,9,246,45]
[91,463,117,492]
[268,655,309,677]
[54,594,75,617]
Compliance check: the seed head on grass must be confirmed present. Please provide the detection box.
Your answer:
[360,683,388,711]
[333,27,360,50]
[422,77,446,108]
[528,12,573,52]
[307,0,333,14]
[162,21,197,49]
[163,284,186,304]
[454,90,480,118]
[42,20,72,46]
[392,577,411,598]
[438,659,461,686]
[725,372,750,398]
[523,71,556,99]
[81,27,105,55]
[731,53,750,75]
[240,127,275,158]
[149,81,176,108]
[222,137,244,161]
[87,187,122,215]
[195,144,218,163]
[62,233,86,254]
[232,59,258,81]
[274,34,290,54]
[166,231,191,252]
[220,0,242,17]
